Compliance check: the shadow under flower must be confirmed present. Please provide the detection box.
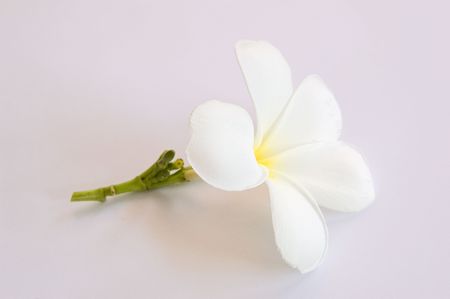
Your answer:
[71,180,292,274]
[69,179,361,282]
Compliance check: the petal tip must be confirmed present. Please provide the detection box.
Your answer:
[235,40,278,57]
[274,238,328,274]
[305,73,323,81]
[277,244,328,274]
[267,178,328,274]
[235,39,268,49]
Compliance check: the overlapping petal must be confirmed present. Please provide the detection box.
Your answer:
[266,177,328,272]
[267,142,375,212]
[187,41,375,273]
[186,100,267,191]
[236,40,293,147]
[257,75,342,158]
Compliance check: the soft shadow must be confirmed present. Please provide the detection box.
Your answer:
[141,181,290,272]
[66,181,365,280]
[67,181,365,278]
[70,190,154,218]
[70,180,294,274]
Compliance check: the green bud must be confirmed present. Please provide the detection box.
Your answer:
[173,159,184,169]
[148,169,170,184]
[70,149,197,203]
[167,159,184,171]
[157,150,175,169]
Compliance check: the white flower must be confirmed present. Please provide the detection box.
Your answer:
[186,40,375,273]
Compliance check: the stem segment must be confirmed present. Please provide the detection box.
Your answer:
[71,150,197,203]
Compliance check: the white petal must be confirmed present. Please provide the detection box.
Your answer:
[266,177,328,273]
[186,100,267,191]
[268,142,375,212]
[258,75,341,158]
[235,40,293,147]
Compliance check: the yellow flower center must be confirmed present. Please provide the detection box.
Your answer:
[254,144,275,178]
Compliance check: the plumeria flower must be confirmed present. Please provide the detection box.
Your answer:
[186,40,375,273]
[71,40,375,273]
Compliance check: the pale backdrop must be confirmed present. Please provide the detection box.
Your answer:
[1,0,449,298]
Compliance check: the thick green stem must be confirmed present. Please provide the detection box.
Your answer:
[70,150,197,203]
[71,177,146,202]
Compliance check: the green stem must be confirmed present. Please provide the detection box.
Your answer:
[70,150,197,203]
[71,177,145,202]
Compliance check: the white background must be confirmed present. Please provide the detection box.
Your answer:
[1,0,449,298]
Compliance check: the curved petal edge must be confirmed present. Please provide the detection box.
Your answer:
[259,75,342,158]
[269,142,375,212]
[186,100,267,191]
[235,40,293,147]
[266,177,328,273]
